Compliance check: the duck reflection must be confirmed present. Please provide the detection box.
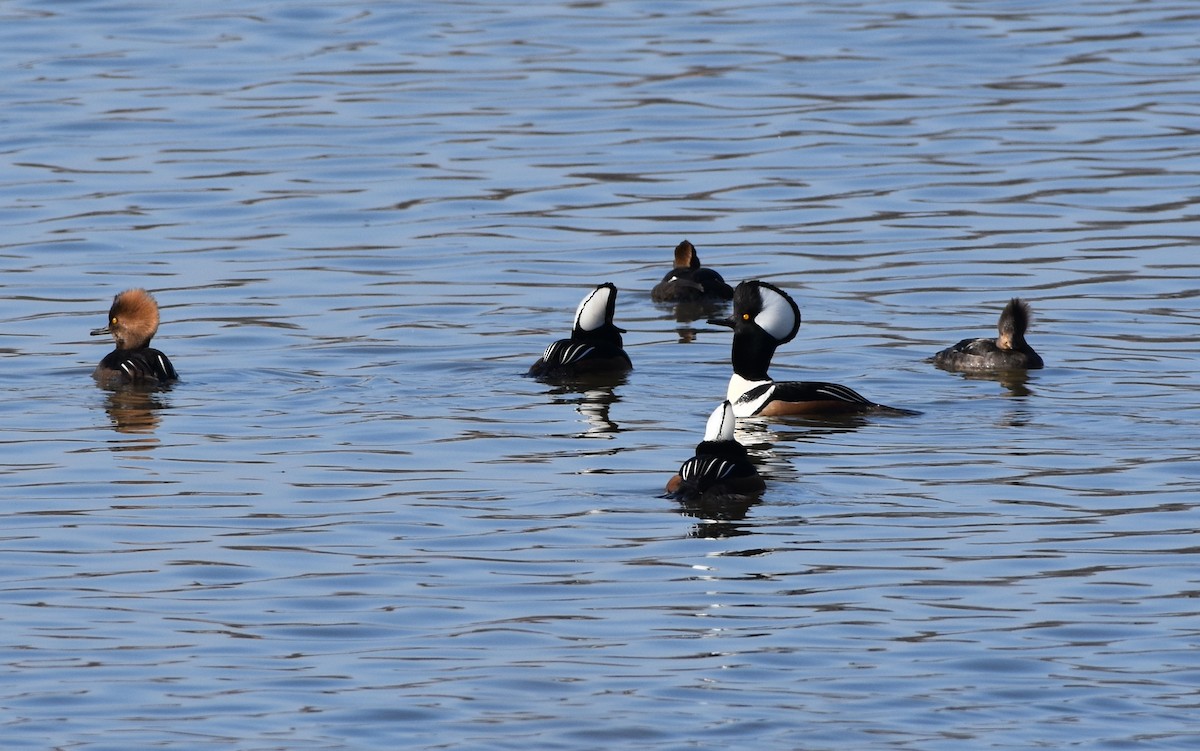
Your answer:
[544,375,626,438]
[732,418,799,483]
[94,382,172,445]
[662,297,732,327]
[664,302,732,345]
[676,495,760,538]
[952,367,1035,398]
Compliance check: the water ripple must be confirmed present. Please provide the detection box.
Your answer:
[2,1,1199,749]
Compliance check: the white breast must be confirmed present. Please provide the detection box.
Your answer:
[726,374,774,417]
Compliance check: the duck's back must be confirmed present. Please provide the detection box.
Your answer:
[528,337,631,378]
[933,337,1041,370]
[94,347,178,384]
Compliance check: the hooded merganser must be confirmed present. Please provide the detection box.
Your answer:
[528,282,632,378]
[91,288,178,385]
[708,280,916,417]
[665,400,765,500]
[650,240,734,303]
[933,297,1044,371]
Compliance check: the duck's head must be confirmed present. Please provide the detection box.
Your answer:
[571,282,625,344]
[997,297,1033,349]
[672,240,701,271]
[707,280,800,345]
[91,288,161,350]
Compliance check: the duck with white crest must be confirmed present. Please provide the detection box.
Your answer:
[708,280,917,417]
[665,400,765,501]
[528,283,632,379]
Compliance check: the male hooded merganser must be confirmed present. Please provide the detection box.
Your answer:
[91,288,178,385]
[665,400,765,500]
[650,240,734,303]
[708,280,916,417]
[528,282,632,378]
[933,298,1044,371]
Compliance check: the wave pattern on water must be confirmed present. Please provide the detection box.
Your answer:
[1,1,1199,749]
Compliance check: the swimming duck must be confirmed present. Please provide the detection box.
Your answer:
[708,280,916,417]
[91,288,178,385]
[665,400,764,500]
[933,298,1044,371]
[650,240,734,303]
[528,283,632,378]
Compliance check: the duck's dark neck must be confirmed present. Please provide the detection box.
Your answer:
[574,322,623,349]
[730,326,776,381]
[1015,338,1042,364]
[695,439,748,460]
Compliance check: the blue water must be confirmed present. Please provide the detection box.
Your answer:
[2,1,1199,749]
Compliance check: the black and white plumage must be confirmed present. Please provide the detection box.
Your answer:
[708,280,916,417]
[95,348,177,383]
[91,288,179,386]
[933,298,1044,371]
[665,400,764,501]
[650,240,734,303]
[528,283,632,379]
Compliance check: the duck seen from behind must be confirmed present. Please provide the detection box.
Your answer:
[933,297,1044,371]
[91,288,178,385]
[708,280,916,417]
[665,400,764,500]
[650,240,734,303]
[528,282,632,379]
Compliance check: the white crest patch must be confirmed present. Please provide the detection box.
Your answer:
[573,284,612,333]
[703,400,736,442]
[755,285,798,342]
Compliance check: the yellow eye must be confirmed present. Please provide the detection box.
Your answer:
[742,313,751,321]
[111,317,118,325]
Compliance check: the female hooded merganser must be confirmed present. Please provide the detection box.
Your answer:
[650,240,734,303]
[91,288,178,385]
[665,400,765,500]
[708,280,916,417]
[933,298,1044,371]
[528,282,632,378]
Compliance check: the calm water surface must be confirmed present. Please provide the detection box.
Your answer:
[2,1,1199,749]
